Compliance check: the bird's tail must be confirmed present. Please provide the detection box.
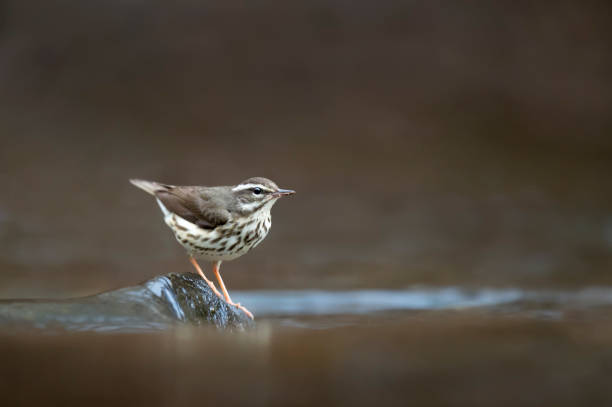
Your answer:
[129,179,173,196]
[130,179,174,218]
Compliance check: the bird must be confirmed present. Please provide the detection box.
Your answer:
[130,177,295,319]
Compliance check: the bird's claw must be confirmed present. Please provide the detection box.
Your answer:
[229,302,254,320]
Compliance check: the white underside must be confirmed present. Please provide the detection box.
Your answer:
[156,198,272,262]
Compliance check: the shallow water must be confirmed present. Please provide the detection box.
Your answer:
[7,286,612,333]
[3,287,612,406]
[3,300,612,406]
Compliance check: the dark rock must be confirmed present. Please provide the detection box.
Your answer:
[0,273,254,332]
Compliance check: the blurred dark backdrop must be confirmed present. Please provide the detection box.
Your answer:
[1,0,611,298]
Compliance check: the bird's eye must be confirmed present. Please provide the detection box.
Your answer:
[251,187,262,195]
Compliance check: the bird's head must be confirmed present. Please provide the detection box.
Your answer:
[231,177,295,216]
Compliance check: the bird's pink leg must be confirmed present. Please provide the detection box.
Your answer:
[189,257,222,298]
[212,261,254,319]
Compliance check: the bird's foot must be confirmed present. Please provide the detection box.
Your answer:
[195,273,252,319]
[228,301,254,320]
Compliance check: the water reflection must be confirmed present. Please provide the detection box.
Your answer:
[234,288,523,315]
[234,287,612,317]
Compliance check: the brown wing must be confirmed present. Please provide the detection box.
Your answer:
[155,187,230,230]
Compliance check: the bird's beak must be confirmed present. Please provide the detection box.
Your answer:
[273,188,295,197]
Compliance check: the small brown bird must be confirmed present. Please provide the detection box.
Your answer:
[130,177,295,319]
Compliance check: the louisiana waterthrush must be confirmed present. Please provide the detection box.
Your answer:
[130,177,295,319]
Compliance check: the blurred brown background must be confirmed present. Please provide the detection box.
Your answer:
[0,0,611,298]
[2,2,612,406]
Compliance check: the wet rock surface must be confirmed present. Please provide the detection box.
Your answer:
[0,273,254,331]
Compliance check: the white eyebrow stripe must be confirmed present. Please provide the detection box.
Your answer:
[232,183,272,192]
